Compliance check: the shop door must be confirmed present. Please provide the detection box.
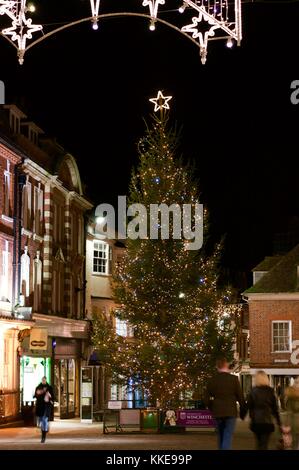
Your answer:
[54,358,76,418]
[20,356,51,404]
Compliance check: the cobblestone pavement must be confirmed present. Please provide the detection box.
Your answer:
[0,418,281,450]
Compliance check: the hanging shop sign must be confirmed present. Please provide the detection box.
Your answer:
[29,328,48,350]
[176,410,216,428]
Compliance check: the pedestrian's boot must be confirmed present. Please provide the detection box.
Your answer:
[41,430,46,443]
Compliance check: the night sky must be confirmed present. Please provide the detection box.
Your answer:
[1,0,299,289]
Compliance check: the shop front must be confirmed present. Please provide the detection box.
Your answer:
[53,339,81,419]
[32,314,89,419]
[20,334,52,405]
[0,317,34,425]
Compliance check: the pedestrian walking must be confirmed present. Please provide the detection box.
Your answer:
[284,377,299,450]
[244,370,281,450]
[34,376,54,443]
[204,357,245,450]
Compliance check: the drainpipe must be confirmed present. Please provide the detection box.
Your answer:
[12,164,25,311]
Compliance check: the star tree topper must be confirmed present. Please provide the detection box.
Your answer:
[149,90,172,113]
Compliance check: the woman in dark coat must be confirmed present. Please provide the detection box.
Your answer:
[34,376,53,443]
[245,370,281,450]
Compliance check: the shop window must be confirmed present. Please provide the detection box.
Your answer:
[272,321,292,352]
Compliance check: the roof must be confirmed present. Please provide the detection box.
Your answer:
[252,255,282,272]
[245,244,299,294]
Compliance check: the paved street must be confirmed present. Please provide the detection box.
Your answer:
[0,418,281,450]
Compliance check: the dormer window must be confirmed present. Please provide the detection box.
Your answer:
[29,128,38,145]
[10,111,20,134]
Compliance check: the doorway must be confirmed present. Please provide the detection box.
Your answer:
[54,358,76,418]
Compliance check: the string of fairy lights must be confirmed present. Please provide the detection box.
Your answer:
[0,0,243,64]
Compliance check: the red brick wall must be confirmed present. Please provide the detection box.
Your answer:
[249,299,299,368]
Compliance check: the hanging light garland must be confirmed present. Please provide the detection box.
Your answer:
[0,0,242,64]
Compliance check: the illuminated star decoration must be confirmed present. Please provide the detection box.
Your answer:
[181,10,220,64]
[149,90,172,113]
[0,1,17,21]
[1,0,42,64]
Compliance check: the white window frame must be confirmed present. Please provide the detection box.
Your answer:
[93,241,109,275]
[272,320,292,353]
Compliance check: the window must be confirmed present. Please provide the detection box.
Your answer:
[33,184,43,235]
[9,111,20,134]
[3,161,11,217]
[93,241,109,274]
[116,318,127,337]
[22,179,32,230]
[115,318,134,338]
[272,321,292,352]
[29,128,38,145]
[0,240,9,301]
[53,203,64,242]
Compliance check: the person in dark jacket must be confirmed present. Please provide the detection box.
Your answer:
[204,357,245,450]
[34,376,54,443]
[245,370,281,450]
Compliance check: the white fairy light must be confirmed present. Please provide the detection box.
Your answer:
[149,90,172,113]
[149,18,156,31]
[226,37,233,48]
[178,2,188,14]
[27,2,35,13]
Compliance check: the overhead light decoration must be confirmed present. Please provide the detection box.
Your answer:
[1,0,42,64]
[0,0,242,65]
[90,0,100,30]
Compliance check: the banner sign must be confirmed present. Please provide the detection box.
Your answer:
[176,410,216,427]
[81,366,93,422]
[29,328,48,350]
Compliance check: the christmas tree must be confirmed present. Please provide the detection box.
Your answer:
[92,93,239,407]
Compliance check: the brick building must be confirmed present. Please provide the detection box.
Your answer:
[0,104,93,423]
[243,245,299,396]
[85,222,135,410]
[0,129,35,424]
